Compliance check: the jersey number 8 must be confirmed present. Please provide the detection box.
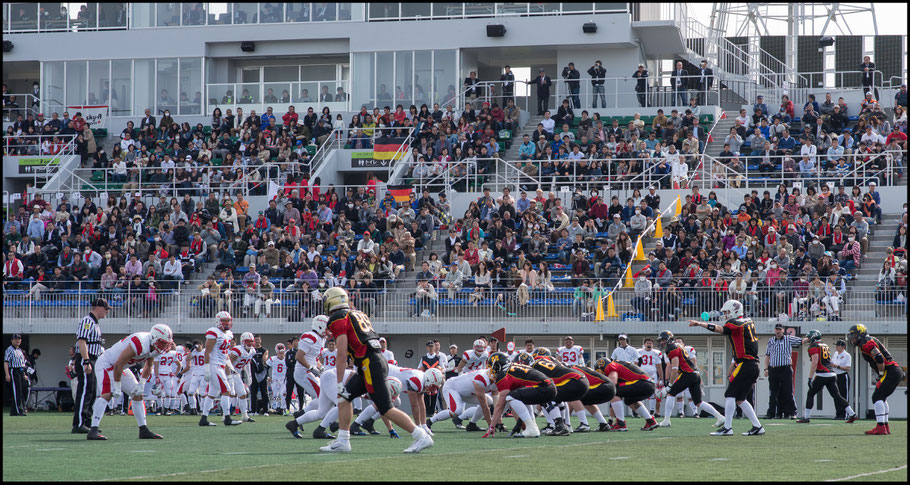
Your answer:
[536,360,556,371]
[349,311,374,334]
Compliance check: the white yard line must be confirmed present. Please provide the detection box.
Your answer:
[825,464,908,482]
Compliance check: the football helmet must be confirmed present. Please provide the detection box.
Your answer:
[275,343,286,354]
[532,347,552,360]
[846,324,867,345]
[720,299,744,319]
[312,315,329,336]
[215,310,233,331]
[240,332,255,349]
[423,368,445,391]
[175,345,185,354]
[806,329,822,343]
[150,381,164,398]
[387,377,402,401]
[323,287,350,314]
[488,352,510,373]
[516,352,534,366]
[473,339,486,353]
[658,330,675,349]
[594,357,612,375]
[150,324,173,353]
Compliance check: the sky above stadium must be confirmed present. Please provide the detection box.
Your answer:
[687,3,907,36]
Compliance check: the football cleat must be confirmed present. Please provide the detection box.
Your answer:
[574,423,591,433]
[796,418,811,423]
[710,427,734,436]
[658,421,671,427]
[312,426,335,440]
[72,426,90,434]
[403,433,434,453]
[452,416,464,428]
[350,422,367,436]
[610,420,628,432]
[641,418,659,431]
[550,424,570,436]
[597,423,612,432]
[362,418,380,435]
[465,422,482,432]
[244,417,256,423]
[522,422,541,438]
[286,420,301,437]
[86,427,107,440]
[845,413,857,424]
[319,439,352,453]
[865,424,888,435]
[714,417,726,428]
[421,424,434,437]
[540,424,555,435]
[199,416,217,426]
[223,416,242,426]
[742,426,766,436]
[138,426,163,439]
[329,422,339,433]
[885,424,891,434]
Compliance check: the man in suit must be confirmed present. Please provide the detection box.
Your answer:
[500,65,515,107]
[526,68,553,116]
[672,61,689,106]
[632,63,649,107]
[696,60,714,106]
[139,108,155,131]
[463,71,481,109]
[859,55,878,100]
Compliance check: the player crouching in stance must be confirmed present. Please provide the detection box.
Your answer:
[87,324,174,440]
[593,357,658,431]
[570,362,616,431]
[428,368,496,431]
[319,287,434,453]
[847,324,903,435]
[484,353,556,438]
[227,332,257,423]
[521,349,590,436]
[199,311,242,427]
[656,331,724,428]
[796,330,857,424]
[286,358,355,440]
[689,299,764,436]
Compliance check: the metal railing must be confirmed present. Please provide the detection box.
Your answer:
[3,133,76,157]
[366,3,628,21]
[2,93,43,122]
[2,283,904,331]
[205,80,351,117]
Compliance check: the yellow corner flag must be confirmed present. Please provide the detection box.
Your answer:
[595,294,605,321]
[654,214,663,239]
[633,237,645,261]
[674,195,682,218]
[606,292,619,318]
[623,265,634,288]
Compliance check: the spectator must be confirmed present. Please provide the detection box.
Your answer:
[414,279,438,317]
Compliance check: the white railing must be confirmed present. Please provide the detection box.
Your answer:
[2,93,43,122]
[365,3,628,21]
[205,80,351,119]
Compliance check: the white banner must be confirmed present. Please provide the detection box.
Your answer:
[267,180,280,201]
[66,105,109,130]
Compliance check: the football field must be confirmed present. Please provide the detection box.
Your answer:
[2,411,906,481]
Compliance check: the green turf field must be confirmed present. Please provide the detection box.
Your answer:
[2,411,906,481]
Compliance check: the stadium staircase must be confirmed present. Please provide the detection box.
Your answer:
[848,212,903,319]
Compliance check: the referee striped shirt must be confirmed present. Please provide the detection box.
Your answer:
[77,313,104,357]
[4,346,26,368]
[765,335,801,367]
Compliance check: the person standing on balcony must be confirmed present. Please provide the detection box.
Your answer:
[672,61,689,107]
[696,60,713,106]
[633,64,649,108]
[499,65,515,106]
[860,55,878,100]
[464,71,481,110]
[587,60,607,108]
[526,68,552,116]
[562,62,581,109]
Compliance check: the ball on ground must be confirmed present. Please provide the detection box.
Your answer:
[701,311,711,322]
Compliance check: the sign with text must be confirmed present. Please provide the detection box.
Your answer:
[18,157,60,174]
[350,151,390,169]
[66,105,109,129]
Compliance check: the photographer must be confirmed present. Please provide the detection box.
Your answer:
[561,62,581,109]
[587,60,607,108]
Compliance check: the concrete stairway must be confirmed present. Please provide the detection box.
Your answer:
[845,214,903,319]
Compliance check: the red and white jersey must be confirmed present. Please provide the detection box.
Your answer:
[685,346,698,368]
[101,332,162,367]
[204,327,233,365]
[461,349,489,372]
[157,351,178,376]
[319,348,338,370]
[297,331,325,367]
[638,348,663,374]
[388,364,426,393]
[175,349,187,373]
[189,349,206,376]
[382,349,397,365]
[558,345,585,366]
[445,369,496,395]
[266,355,287,381]
[229,345,256,374]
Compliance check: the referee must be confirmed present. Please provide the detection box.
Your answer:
[4,334,27,416]
[831,339,852,420]
[763,323,801,419]
[72,298,109,433]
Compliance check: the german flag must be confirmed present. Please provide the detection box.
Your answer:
[388,186,413,203]
[373,141,407,160]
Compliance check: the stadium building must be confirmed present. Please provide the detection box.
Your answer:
[2,3,907,420]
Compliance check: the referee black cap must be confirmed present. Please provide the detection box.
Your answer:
[11,333,22,339]
[835,339,847,347]
[92,297,111,309]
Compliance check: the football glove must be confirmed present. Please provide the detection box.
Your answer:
[389,429,400,438]
[111,379,122,397]
[338,387,352,401]
[482,426,496,438]
[204,364,211,382]
[308,366,321,377]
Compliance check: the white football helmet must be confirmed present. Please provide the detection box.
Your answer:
[720,299,744,319]
[275,343,286,354]
[423,367,445,391]
[473,339,486,353]
[312,315,329,336]
[240,332,255,349]
[175,345,185,354]
[150,324,173,353]
[387,376,402,400]
[150,381,164,398]
[215,310,233,331]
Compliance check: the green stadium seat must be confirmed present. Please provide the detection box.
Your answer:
[306,145,316,155]
[202,126,212,136]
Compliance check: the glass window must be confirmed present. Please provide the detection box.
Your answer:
[294,81,318,105]
[182,3,206,25]
[414,51,431,107]
[259,2,284,23]
[3,4,9,33]
[9,3,37,31]
[232,3,256,23]
[432,3,462,18]
[179,58,202,115]
[711,351,725,386]
[464,4,495,17]
[496,3,529,15]
[299,65,336,81]
[562,3,594,12]
[264,83,291,104]
[238,83,259,104]
[207,3,230,24]
[79,3,100,29]
[338,2,353,21]
[134,59,155,116]
[264,66,299,82]
[596,3,628,12]
[156,59,178,115]
[40,4,69,31]
[376,52,394,107]
[43,62,66,115]
[395,51,414,107]
[529,3,560,14]
[351,52,375,110]
[157,3,180,26]
[369,3,398,20]
[131,3,155,27]
[433,50,458,108]
[401,4,430,18]
[98,3,127,28]
[65,61,87,107]
[241,68,260,83]
[286,2,310,22]
[88,60,110,106]
[111,60,132,116]
[312,2,336,21]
